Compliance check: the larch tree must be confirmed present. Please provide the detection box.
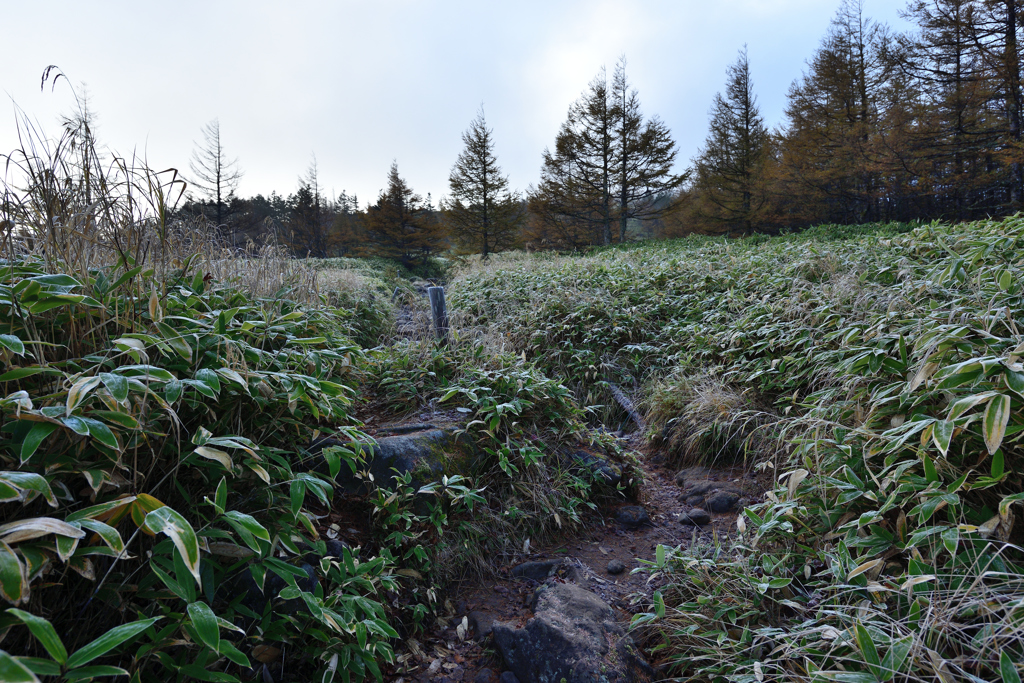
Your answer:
[691,47,770,234]
[532,60,681,247]
[611,58,683,242]
[442,109,524,259]
[189,118,243,237]
[364,162,443,265]
[285,156,337,257]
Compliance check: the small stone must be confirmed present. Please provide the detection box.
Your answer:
[606,559,626,575]
[499,673,520,683]
[468,610,494,639]
[678,509,711,526]
[474,669,496,683]
[615,505,650,529]
[707,491,740,513]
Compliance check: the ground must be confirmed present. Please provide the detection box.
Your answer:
[375,435,767,683]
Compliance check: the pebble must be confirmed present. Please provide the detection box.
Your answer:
[607,559,626,575]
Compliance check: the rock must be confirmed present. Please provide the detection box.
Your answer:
[511,559,565,581]
[304,425,466,494]
[499,673,521,683]
[568,449,623,488]
[678,509,711,526]
[707,491,740,513]
[615,505,650,530]
[474,669,496,683]
[606,559,626,575]
[468,610,495,640]
[492,582,653,683]
[673,466,712,488]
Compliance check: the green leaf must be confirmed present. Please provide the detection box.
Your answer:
[80,418,120,452]
[983,394,1011,455]
[941,526,959,556]
[0,367,60,382]
[1001,650,1022,683]
[62,665,131,681]
[6,608,67,664]
[991,449,1005,479]
[155,321,192,361]
[187,601,220,652]
[0,542,27,604]
[214,478,227,515]
[223,511,270,553]
[0,650,39,683]
[65,617,160,669]
[144,507,201,586]
[20,423,57,463]
[931,420,954,457]
[853,623,884,681]
[0,473,56,507]
[77,519,125,554]
[0,335,26,356]
[15,658,61,676]
[98,373,129,403]
[217,640,250,668]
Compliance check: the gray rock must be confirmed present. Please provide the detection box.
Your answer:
[492,582,653,683]
[474,670,496,683]
[707,491,740,513]
[468,610,495,640]
[305,425,464,494]
[511,559,566,581]
[606,559,626,575]
[678,509,711,526]
[615,505,650,529]
[499,673,520,683]
[674,466,712,488]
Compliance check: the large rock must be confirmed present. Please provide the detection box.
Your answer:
[568,448,623,488]
[492,583,653,683]
[304,424,463,493]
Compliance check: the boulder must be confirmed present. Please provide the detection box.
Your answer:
[492,582,653,683]
[304,424,463,493]
[615,506,650,530]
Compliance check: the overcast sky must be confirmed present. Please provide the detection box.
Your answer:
[0,0,912,209]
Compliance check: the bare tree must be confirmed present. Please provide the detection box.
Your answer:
[189,119,243,239]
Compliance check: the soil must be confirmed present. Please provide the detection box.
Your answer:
[376,435,767,683]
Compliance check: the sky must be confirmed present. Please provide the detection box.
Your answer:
[0,0,912,210]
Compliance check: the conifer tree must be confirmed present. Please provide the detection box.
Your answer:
[533,60,681,247]
[691,47,770,234]
[611,59,683,242]
[442,109,524,258]
[364,162,443,265]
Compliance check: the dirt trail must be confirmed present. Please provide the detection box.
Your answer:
[381,438,764,683]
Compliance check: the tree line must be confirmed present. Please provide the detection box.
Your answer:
[681,0,1024,235]
[184,0,1024,258]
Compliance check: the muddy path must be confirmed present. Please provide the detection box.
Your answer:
[379,436,765,683]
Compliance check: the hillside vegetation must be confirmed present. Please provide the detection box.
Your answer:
[450,219,1024,681]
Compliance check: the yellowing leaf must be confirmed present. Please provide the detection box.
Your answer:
[983,394,1011,455]
[144,506,201,586]
[0,518,86,545]
[785,468,809,499]
[847,558,883,581]
[247,463,270,484]
[194,446,233,470]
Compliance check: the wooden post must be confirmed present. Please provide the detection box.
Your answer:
[427,286,450,343]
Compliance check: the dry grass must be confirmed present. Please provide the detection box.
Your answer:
[645,370,782,467]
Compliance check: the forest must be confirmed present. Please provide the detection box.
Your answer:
[182,0,1024,257]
